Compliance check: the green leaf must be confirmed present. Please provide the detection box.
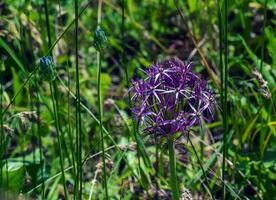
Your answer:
[0,137,10,160]
[11,67,22,105]
[188,0,198,12]
[101,73,111,99]
[265,27,276,67]
[242,106,263,143]
[2,161,25,193]
[238,35,276,86]
[139,163,151,189]
[0,38,26,75]
[47,175,61,200]
[136,132,152,169]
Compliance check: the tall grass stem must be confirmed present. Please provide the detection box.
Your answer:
[0,70,3,186]
[96,0,109,198]
[49,82,68,199]
[222,0,229,199]
[74,0,83,198]
[260,0,268,73]
[35,79,45,200]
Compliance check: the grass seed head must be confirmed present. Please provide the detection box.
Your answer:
[252,68,271,99]
[181,188,193,200]
[3,124,15,137]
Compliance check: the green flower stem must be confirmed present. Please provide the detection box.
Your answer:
[66,60,76,178]
[36,83,45,200]
[49,81,68,200]
[155,136,159,185]
[0,71,3,186]
[222,0,228,199]
[74,0,83,199]
[96,0,108,199]
[97,50,109,199]
[168,137,179,200]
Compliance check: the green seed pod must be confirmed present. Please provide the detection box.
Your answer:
[39,56,56,81]
[94,27,108,51]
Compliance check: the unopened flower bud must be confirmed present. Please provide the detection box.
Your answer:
[39,56,56,81]
[93,27,108,51]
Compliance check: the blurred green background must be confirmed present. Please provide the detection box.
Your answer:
[0,0,275,199]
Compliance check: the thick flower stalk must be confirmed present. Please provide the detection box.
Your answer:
[39,55,68,199]
[130,57,215,200]
[130,57,215,136]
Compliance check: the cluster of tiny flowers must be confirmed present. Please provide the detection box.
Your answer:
[130,57,216,136]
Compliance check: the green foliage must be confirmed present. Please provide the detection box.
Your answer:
[265,27,276,67]
[2,162,25,193]
[0,0,275,199]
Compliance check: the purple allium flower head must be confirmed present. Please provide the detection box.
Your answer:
[130,57,216,136]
